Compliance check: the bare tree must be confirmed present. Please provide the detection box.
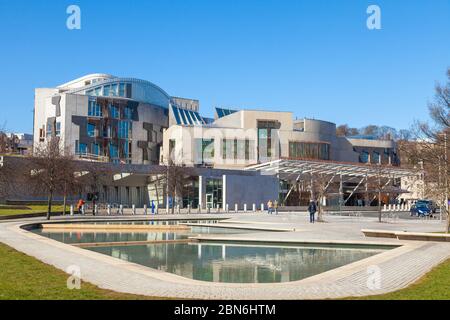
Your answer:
[78,162,112,215]
[402,69,449,232]
[336,124,359,137]
[366,165,393,223]
[309,172,337,222]
[26,138,75,220]
[163,159,191,214]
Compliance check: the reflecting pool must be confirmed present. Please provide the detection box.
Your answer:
[87,242,389,283]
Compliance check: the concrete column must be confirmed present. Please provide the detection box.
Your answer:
[222,175,227,210]
[199,176,206,210]
[222,245,226,260]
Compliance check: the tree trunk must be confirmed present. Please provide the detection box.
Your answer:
[171,192,175,214]
[63,193,67,216]
[446,208,450,233]
[47,191,53,220]
[378,191,382,223]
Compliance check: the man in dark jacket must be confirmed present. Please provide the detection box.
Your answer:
[308,200,317,223]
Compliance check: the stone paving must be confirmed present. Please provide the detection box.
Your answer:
[0,212,449,299]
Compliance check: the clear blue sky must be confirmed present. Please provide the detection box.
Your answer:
[0,0,449,133]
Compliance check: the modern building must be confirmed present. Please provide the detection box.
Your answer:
[30,74,415,210]
[163,107,399,169]
[0,132,33,155]
[34,73,198,165]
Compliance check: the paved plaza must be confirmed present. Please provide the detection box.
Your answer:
[0,212,449,299]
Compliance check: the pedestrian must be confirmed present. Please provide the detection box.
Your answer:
[151,200,155,214]
[308,199,317,223]
[76,198,85,215]
[267,200,273,214]
[274,200,278,215]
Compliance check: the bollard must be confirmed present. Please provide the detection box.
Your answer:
[119,204,123,215]
[226,204,229,213]
[217,204,221,213]
[107,204,111,215]
[188,204,191,214]
[70,204,74,216]
[143,204,147,215]
[207,206,210,213]
[155,203,159,215]
[177,205,180,214]
[261,203,264,211]
[198,206,201,214]
[244,204,247,212]
[234,204,238,213]
[383,204,387,211]
[132,204,136,215]
[94,204,98,216]
[81,205,85,215]
[388,204,392,211]
[252,204,256,212]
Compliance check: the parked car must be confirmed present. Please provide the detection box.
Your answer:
[416,200,437,213]
[410,202,433,217]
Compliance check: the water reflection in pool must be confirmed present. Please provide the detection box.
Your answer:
[87,242,387,283]
[32,226,255,244]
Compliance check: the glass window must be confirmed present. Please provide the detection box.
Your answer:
[87,123,95,137]
[91,143,100,155]
[86,89,94,96]
[79,143,87,154]
[372,151,380,164]
[359,151,369,163]
[94,86,102,96]
[55,122,61,136]
[109,144,118,159]
[124,107,132,119]
[88,101,102,117]
[46,123,52,137]
[109,104,119,118]
[118,121,130,139]
[288,142,329,160]
[111,83,118,96]
[119,83,126,97]
[194,139,214,164]
[103,85,110,96]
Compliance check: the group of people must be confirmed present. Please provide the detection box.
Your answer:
[266,199,318,223]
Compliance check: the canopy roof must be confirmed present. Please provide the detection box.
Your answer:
[246,158,418,181]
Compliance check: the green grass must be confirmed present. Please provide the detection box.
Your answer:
[0,243,162,300]
[0,205,68,216]
[351,258,450,300]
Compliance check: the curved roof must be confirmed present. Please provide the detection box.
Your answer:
[59,74,171,107]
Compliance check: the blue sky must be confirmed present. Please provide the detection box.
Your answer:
[0,0,449,133]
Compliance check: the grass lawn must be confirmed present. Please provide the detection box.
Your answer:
[0,205,68,216]
[351,258,450,300]
[0,243,161,300]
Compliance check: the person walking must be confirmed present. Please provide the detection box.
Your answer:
[274,200,279,215]
[76,198,85,215]
[267,200,273,214]
[308,199,317,223]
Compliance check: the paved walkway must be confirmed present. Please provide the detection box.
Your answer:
[0,213,449,299]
